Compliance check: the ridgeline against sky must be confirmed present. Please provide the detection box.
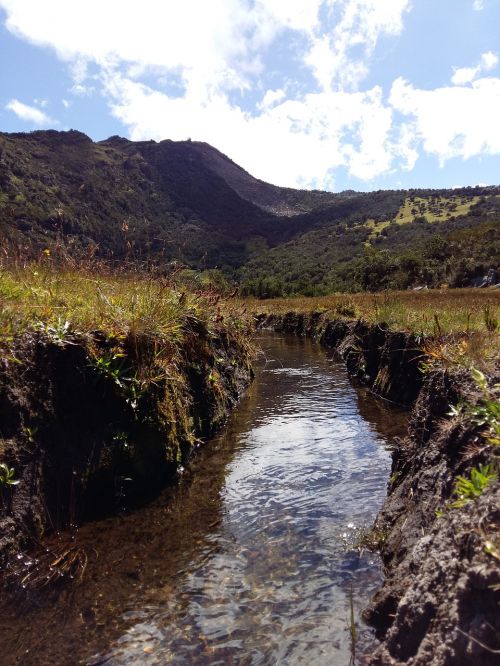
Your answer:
[1,0,499,193]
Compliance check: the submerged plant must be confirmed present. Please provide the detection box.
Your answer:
[347,583,357,665]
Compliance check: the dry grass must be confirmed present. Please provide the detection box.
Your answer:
[243,289,500,369]
[0,264,225,342]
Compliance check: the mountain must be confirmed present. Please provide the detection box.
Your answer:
[0,130,498,293]
[182,140,347,216]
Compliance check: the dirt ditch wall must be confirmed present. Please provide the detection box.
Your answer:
[0,323,253,569]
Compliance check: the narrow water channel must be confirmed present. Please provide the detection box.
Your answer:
[0,334,407,665]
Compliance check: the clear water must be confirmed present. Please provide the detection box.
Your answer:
[0,334,407,665]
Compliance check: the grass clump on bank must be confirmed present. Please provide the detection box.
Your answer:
[0,261,255,581]
[0,264,218,342]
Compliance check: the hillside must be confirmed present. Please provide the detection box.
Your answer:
[0,130,498,293]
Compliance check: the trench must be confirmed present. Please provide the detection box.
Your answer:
[0,333,407,665]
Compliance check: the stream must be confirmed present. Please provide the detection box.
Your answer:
[0,334,407,665]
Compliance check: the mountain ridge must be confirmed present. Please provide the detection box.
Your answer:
[0,130,498,293]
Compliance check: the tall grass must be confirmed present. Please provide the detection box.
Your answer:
[0,264,213,342]
[244,290,499,335]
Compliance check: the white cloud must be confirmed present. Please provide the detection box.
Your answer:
[258,88,286,110]
[473,0,484,10]
[451,66,480,85]
[62,99,72,108]
[390,77,500,163]
[305,0,411,91]
[481,50,499,71]
[451,51,499,85]
[5,98,55,125]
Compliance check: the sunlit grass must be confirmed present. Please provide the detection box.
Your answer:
[243,289,500,368]
[363,195,484,241]
[0,265,211,342]
[245,289,497,331]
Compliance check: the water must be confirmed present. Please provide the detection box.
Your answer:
[0,334,407,665]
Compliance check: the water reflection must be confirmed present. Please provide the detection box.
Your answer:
[0,334,407,665]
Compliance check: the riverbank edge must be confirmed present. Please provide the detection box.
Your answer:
[255,311,499,665]
[0,321,253,571]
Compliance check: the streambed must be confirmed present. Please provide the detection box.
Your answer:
[0,334,407,665]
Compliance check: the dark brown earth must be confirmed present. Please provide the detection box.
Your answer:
[257,312,500,665]
[0,323,253,570]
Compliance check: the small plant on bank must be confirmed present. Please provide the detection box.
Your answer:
[92,350,145,410]
[450,464,498,509]
[36,317,74,346]
[0,463,19,487]
[92,350,134,393]
[448,368,500,448]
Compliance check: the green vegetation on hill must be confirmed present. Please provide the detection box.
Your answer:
[240,195,500,296]
[1,130,498,295]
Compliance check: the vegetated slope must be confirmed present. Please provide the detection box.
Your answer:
[0,130,278,269]
[240,193,500,295]
[1,130,498,292]
[185,140,349,215]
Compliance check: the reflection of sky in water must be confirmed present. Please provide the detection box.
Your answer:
[89,338,401,666]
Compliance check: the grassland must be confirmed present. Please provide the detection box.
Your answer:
[1,264,498,370]
[364,194,483,241]
[244,289,500,369]
[0,264,237,343]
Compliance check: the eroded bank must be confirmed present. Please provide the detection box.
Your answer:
[0,320,253,569]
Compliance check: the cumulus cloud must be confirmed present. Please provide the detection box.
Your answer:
[473,0,484,10]
[305,0,411,91]
[5,98,55,125]
[1,0,499,188]
[451,51,499,85]
[481,51,499,71]
[451,66,480,85]
[390,77,500,163]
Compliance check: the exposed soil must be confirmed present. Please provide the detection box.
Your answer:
[257,312,500,665]
[0,323,253,570]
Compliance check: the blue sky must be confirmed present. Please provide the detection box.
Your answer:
[1,0,499,192]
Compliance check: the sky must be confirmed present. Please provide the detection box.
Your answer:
[1,0,499,192]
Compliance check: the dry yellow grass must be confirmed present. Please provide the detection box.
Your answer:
[244,289,500,369]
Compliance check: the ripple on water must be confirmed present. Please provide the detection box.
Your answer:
[0,335,407,666]
[82,337,407,666]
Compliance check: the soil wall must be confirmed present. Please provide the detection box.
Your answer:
[0,323,253,568]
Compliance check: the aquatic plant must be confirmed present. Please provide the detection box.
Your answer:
[347,583,357,665]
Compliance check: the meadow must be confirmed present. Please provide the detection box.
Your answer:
[1,263,498,370]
